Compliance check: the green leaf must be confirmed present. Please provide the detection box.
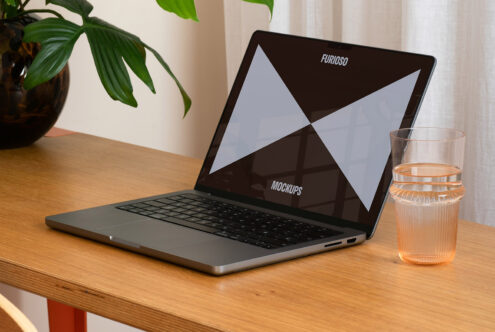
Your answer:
[4,0,18,6]
[4,4,18,18]
[144,45,191,117]
[46,0,93,18]
[155,0,198,22]
[23,18,83,89]
[83,17,157,107]
[243,0,273,18]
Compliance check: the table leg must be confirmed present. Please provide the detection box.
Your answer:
[47,299,87,332]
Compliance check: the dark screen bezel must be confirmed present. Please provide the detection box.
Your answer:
[194,30,436,238]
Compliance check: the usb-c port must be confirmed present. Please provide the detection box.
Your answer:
[347,238,357,244]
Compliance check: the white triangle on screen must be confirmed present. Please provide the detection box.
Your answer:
[312,70,421,210]
[209,46,310,174]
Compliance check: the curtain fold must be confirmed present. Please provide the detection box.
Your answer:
[223,0,495,226]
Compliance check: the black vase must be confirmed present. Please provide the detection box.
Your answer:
[0,16,70,149]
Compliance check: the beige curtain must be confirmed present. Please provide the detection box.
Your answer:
[224,0,495,226]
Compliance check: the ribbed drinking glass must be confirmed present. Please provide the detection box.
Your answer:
[389,128,465,264]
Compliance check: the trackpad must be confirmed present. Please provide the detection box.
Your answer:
[99,219,214,249]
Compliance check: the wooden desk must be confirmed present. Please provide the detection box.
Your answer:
[1,133,494,331]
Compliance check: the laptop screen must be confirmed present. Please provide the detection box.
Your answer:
[196,31,435,234]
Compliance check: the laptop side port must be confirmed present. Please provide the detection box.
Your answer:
[324,241,342,247]
[347,238,357,244]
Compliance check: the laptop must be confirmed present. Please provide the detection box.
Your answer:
[46,31,436,275]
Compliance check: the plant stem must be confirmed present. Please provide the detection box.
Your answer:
[0,1,5,20]
[20,9,64,19]
[19,0,31,11]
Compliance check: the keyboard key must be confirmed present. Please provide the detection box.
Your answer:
[193,197,209,202]
[145,201,166,207]
[150,213,167,219]
[165,196,182,201]
[132,203,148,208]
[180,199,195,204]
[137,211,153,216]
[196,220,212,225]
[155,198,174,204]
[178,194,195,198]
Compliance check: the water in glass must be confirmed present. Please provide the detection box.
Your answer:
[389,162,465,264]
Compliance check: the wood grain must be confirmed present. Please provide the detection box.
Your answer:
[0,133,494,331]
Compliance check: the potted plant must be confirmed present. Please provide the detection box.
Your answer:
[0,0,273,148]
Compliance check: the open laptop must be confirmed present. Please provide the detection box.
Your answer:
[46,31,435,275]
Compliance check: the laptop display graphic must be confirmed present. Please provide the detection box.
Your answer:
[46,31,435,275]
[197,34,432,229]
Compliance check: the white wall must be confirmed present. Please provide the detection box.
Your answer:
[3,0,229,331]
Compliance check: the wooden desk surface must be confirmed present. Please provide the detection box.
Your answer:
[1,134,494,331]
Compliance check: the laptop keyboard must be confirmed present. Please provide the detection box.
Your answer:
[116,193,341,249]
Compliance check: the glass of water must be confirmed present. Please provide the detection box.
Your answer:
[389,128,465,265]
